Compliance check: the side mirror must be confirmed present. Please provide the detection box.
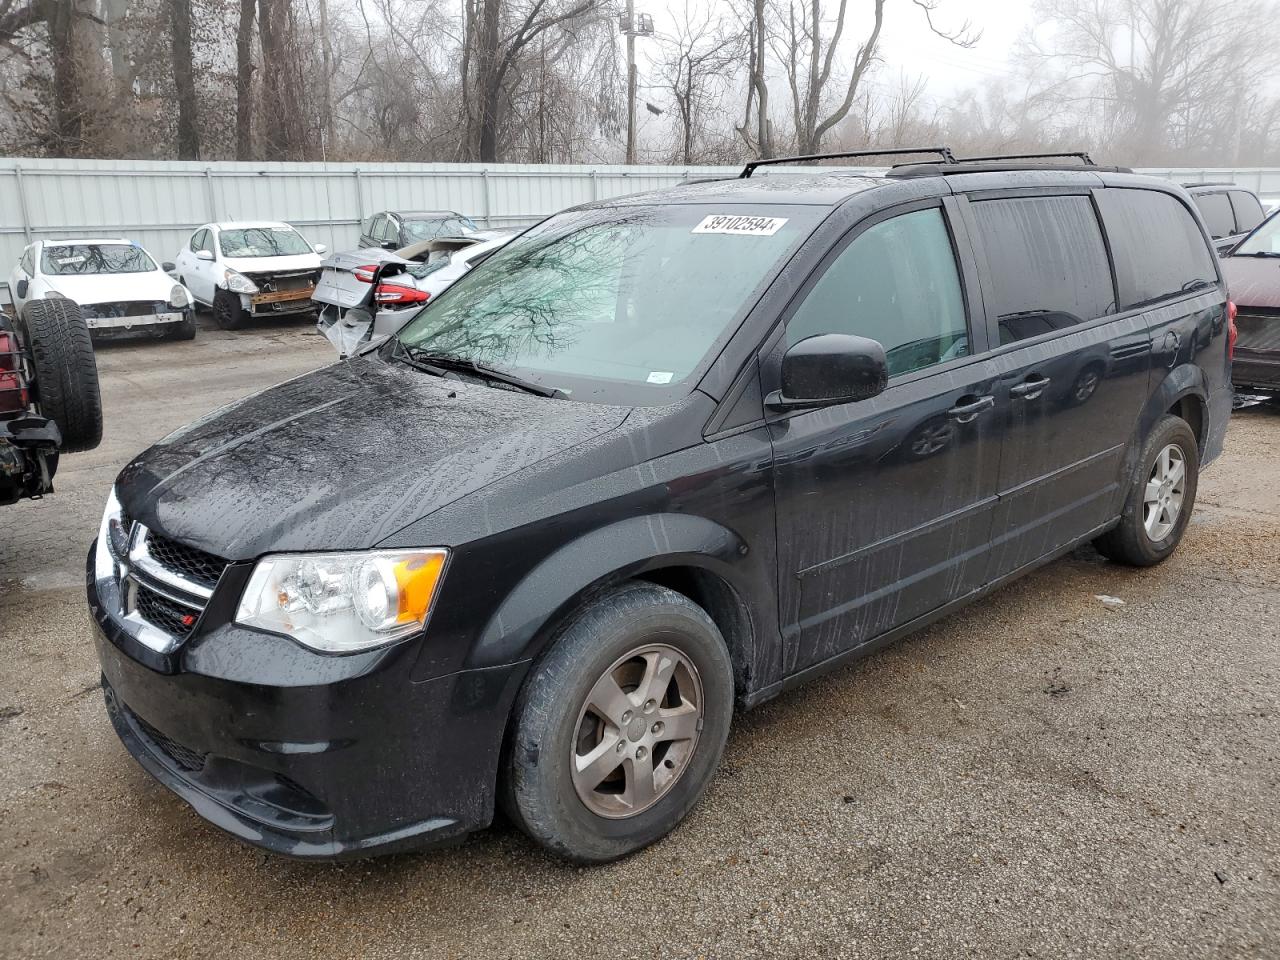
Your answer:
[381,240,398,251]
[313,243,327,255]
[161,261,176,274]
[15,278,28,299]
[195,249,214,262]
[767,333,888,411]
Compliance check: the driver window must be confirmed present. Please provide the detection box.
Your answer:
[786,207,969,377]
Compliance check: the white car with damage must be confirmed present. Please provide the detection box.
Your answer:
[171,221,326,330]
[8,238,195,340]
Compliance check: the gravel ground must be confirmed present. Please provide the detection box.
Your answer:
[2,315,1278,959]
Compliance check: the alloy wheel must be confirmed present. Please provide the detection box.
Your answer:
[1143,443,1186,541]
[570,643,703,819]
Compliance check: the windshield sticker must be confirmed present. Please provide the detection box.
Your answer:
[692,215,788,237]
[57,256,86,265]
[646,371,674,384]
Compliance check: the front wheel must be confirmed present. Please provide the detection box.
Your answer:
[212,288,248,330]
[1094,414,1199,566]
[504,582,734,863]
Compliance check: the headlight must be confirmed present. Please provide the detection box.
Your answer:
[223,270,258,294]
[95,486,128,579]
[235,549,448,653]
[169,284,190,308]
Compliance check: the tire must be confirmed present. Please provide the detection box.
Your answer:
[504,582,734,863]
[20,298,102,453]
[167,313,197,341]
[1093,414,1199,566]
[212,288,248,330]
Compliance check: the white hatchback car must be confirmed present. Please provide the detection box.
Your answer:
[171,221,325,330]
[8,238,195,339]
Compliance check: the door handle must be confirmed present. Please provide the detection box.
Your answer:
[946,395,995,423]
[1009,375,1051,400]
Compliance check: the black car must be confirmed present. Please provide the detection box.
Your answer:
[1184,182,1268,254]
[89,150,1234,864]
[357,210,479,251]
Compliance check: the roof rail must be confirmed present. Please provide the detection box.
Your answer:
[949,151,1096,166]
[1182,181,1238,188]
[739,147,956,179]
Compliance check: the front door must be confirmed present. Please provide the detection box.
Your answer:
[768,202,1004,674]
[963,193,1153,574]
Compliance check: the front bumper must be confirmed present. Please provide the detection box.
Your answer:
[89,547,528,860]
[85,309,188,330]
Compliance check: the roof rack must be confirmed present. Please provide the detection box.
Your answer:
[739,147,956,179]
[1182,181,1237,188]
[950,151,1096,166]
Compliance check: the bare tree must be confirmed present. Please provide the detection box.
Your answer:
[170,0,200,159]
[777,0,977,156]
[1029,0,1273,165]
[657,8,741,164]
[235,0,256,158]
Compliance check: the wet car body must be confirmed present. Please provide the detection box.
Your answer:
[90,165,1233,859]
[1222,209,1280,396]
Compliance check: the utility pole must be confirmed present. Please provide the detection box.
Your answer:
[619,5,653,164]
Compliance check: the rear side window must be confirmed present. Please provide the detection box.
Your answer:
[1095,189,1218,309]
[1193,192,1235,239]
[1229,191,1265,234]
[970,195,1114,345]
[786,207,969,377]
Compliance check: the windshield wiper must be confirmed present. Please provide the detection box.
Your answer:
[1234,251,1280,258]
[397,344,566,398]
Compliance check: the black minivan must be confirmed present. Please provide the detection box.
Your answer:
[89,152,1235,863]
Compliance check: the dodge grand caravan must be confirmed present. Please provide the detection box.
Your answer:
[89,150,1234,863]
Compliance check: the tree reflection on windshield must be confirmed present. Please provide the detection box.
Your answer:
[395,206,811,391]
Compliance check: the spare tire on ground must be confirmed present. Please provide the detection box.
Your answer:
[21,298,103,453]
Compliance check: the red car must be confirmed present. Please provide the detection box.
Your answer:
[1222,208,1280,399]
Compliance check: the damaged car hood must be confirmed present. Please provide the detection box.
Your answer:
[115,358,632,560]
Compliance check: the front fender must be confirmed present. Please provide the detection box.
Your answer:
[467,513,750,671]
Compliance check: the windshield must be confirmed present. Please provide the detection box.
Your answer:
[393,205,819,401]
[1235,211,1280,255]
[402,216,478,243]
[219,226,312,258]
[40,243,155,275]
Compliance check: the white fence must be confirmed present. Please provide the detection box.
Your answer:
[2,157,1279,269]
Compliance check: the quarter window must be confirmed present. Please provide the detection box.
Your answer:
[785,207,969,377]
[1229,191,1265,235]
[971,195,1115,345]
[1095,189,1218,309]
[1193,192,1235,239]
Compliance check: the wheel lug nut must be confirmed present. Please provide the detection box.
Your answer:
[643,699,656,713]
[635,746,647,760]
[652,721,664,735]
[616,740,626,754]
[621,710,633,724]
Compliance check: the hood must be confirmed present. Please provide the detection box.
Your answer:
[47,270,175,304]
[116,358,631,560]
[1223,256,1280,309]
[224,252,321,275]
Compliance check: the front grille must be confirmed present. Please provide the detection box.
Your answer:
[132,711,207,772]
[145,532,228,590]
[81,301,165,320]
[134,583,200,638]
[1236,310,1280,352]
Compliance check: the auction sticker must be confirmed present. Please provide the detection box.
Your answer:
[692,215,788,236]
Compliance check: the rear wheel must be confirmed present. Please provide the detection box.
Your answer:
[504,582,734,863]
[1094,414,1198,566]
[212,288,248,330]
[20,298,102,453]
